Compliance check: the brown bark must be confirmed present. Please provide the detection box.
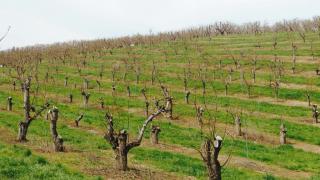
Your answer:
[185,91,190,104]
[75,114,84,127]
[200,136,222,180]
[17,78,49,141]
[104,108,164,171]
[150,125,161,144]
[7,97,13,111]
[64,77,68,87]
[307,94,311,106]
[83,78,89,89]
[81,91,90,107]
[235,116,241,136]
[17,78,31,142]
[69,94,73,103]
[48,107,64,152]
[312,104,319,123]
[280,123,287,145]
[12,81,16,91]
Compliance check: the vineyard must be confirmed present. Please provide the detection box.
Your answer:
[1,18,320,179]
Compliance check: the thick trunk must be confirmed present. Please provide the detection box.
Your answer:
[81,92,90,107]
[17,121,29,141]
[18,79,31,142]
[201,138,222,180]
[117,131,128,171]
[207,162,221,180]
[150,126,161,144]
[49,107,64,152]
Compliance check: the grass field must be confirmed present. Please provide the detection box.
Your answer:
[1,31,320,179]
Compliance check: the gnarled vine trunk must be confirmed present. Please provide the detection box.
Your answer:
[150,125,161,144]
[48,107,64,152]
[200,136,223,180]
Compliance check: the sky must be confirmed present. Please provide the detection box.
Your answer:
[0,0,319,50]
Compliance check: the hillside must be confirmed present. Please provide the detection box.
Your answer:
[1,26,320,179]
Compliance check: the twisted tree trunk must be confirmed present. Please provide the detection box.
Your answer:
[48,107,64,152]
[105,108,164,171]
[200,136,222,180]
[75,114,84,127]
[81,91,90,107]
[17,78,31,142]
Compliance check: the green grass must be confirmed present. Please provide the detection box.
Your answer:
[0,142,95,180]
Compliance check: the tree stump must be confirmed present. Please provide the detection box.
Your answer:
[235,116,241,136]
[312,104,319,123]
[64,77,68,87]
[185,91,190,104]
[75,114,84,127]
[280,123,287,145]
[69,94,73,103]
[200,136,223,180]
[81,91,90,107]
[150,125,161,144]
[83,78,89,89]
[48,107,64,152]
[7,96,13,111]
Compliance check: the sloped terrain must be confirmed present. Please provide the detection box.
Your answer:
[0,30,320,179]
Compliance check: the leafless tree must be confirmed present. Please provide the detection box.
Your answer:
[104,105,166,170]
[306,93,311,106]
[214,21,234,35]
[229,111,242,136]
[12,80,16,91]
[48,107,64,152]
[151,60,157,85]
[64,76,68,87]
[18,77,49,141]
[185,90,191,104]
[291,43,297,74]
[83,78,89,90]
[75,113,84,127]
[161,85,173,119]
[68,93,73,103]
[99,97,105,109]
[7,96,13,111]
[194,102,205,131]
[81,91,90,107]
[199,135,224,180]
[141,88,150,117]
[96,80,102,92]
[279,122,287,145]
[312,104,319,123]
[150,125,161,145]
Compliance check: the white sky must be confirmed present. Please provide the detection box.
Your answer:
[0,0,319,50]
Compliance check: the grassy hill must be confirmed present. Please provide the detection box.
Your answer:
[0,30,320,179]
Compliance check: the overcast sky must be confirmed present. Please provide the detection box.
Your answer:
[0,0,319,50]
